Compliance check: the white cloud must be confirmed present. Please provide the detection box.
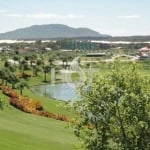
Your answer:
[25,13,84,19]
[5,13,22,18]
[2,12,85,20]
[118,15,141,19]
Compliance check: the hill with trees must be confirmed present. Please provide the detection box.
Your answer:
[0,24,108,40]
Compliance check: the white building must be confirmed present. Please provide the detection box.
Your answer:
[139,46,150,59]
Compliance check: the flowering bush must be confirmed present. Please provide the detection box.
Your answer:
[0,85,69,122]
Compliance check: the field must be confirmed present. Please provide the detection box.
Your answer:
[0,92,77,150]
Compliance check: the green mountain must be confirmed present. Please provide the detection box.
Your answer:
[0,24,108,40]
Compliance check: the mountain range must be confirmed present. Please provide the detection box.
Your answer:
[0,24,108,40]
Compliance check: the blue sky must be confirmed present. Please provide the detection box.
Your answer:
[0,0,149,36]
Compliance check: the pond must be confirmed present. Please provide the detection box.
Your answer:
[31,83,79,101]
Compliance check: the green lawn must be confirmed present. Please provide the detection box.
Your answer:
[0,56,149,150]
[0,58,78,150]
[0,94,77,150]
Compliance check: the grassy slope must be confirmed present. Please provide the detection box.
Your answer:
[0,92,77,150]
[0,58,149,150]
[0,59,78,150]
[22,87,75,118]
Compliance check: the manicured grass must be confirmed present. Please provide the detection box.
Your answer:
[22,87,75,118]
[0,56,149,150]
[0,92,77,150]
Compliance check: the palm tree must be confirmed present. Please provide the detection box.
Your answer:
[61,56,68,68]
[12,55,19,65]
[4,61,16,72]
[7,74,19,89]
[43,65,51,82]
[19,59,28,75]
[48,56,54,65]
[1,68,10,86]
[0,69,6,84]
[32,65,41,76]
[19,82,28,95]
[55,66,61,81]
[36,59,44,66]
[4,61,11,68]
[0,97,3,110]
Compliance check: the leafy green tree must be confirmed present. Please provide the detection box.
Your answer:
[73,62,150,150]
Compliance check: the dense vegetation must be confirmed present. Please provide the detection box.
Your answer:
[73,61,150,150]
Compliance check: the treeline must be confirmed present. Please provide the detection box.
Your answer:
[71,35,150,42]
[0,39,148,52]
[56,39,111,50]
[53,39,148,51]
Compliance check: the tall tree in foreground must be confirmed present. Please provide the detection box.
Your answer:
[73,61,150,150]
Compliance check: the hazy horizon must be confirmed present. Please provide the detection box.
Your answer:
[0,0,150,36]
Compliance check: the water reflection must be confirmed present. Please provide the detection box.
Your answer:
[31,83,79,101]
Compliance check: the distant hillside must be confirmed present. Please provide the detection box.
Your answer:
[0,24,108,40]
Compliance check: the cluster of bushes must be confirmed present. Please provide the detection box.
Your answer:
[1,86,43,112]
[34,111,69,122]
[0,85,69,122]
[10,97,43,113]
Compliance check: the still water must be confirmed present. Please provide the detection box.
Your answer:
[31,83,79,101]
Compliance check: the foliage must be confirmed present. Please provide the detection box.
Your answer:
[43,65,51,82]
[19,82,28,95]
[0,85,69,122]
[73,61,150,150]
[0,97,3,110]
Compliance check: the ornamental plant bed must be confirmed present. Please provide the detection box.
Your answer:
[0,85,69,122]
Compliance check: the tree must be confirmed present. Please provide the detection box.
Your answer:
[7,74,19,89]
[36,59,44,66]
[0,98,3,110]
[0,69,6,84]
[32,65,41,76]
[61,55,71,68]
[4,61,16,72]
[0,68,10,85]
[73,61,150,150]
[4,61,11,68]
[0,70,3,84]
[48,56,55,65]
[12,55,19,65]
[19,82,28,95]
[43,65,51,82]
[19,59,28,75]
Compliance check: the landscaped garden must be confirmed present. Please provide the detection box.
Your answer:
[0,47,79,150]
[0,41,150,149]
